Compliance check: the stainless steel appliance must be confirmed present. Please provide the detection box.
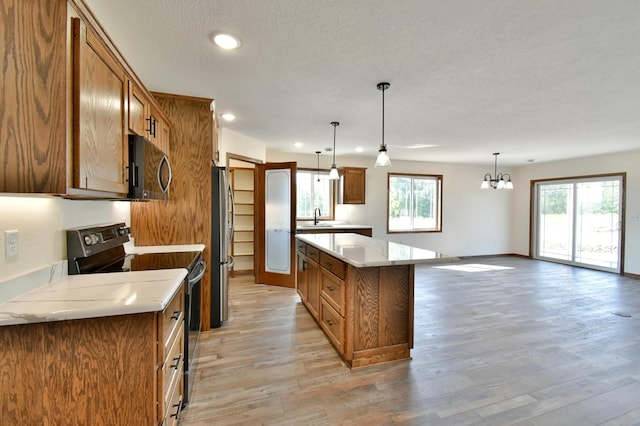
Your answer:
[66,223,205,405]
[128,134,172,200]
[211,166,234,328]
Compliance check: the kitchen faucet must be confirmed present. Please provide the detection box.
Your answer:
[314,207,321,225]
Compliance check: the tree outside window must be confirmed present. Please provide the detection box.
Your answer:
[388,173,442,233]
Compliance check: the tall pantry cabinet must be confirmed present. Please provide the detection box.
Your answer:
[131,94,218,331]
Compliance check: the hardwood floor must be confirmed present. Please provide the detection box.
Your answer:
[180,256,640,425]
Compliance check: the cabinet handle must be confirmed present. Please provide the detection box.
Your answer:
[326,286,334,292]
[170,401,182,418]
[326,319,334,326]
[171,354,182,369]
[146,115,157,137]
[170,310,182,320]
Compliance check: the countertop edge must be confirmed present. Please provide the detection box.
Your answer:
[0,269,188,327]
[295,233,459,268]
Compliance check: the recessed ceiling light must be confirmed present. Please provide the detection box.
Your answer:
[212,33,241,50]
[355,147,364,153]
[294,142,304,148]
[221,113,236,121]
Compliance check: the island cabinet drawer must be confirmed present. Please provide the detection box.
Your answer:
[320,252,346,280]
[159,282,185,355]
[320,298,345,353]
[321,269,345,315]
[306,245,320,262]
[296,240,306,253]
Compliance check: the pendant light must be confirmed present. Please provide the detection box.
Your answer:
[375,82,391,167]
[315,151,321,182]
[328,121,340,180]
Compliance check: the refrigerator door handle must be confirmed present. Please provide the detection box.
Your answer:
[228,185,235,244]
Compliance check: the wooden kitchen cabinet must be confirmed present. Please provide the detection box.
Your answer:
[0,282,185,425]
[296,242,320,320]
[306,247,321,319]
[338,167,366,204]
[128,79,148,137]
[1,0,170,197]
[71,16,129,194]
[0,0,67,193]
[211,100,220,164]
[296,246,309,302]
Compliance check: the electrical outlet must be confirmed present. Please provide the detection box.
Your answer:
[5,230,18,258]
[631,214,639,222]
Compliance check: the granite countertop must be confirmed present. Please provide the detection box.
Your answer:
[296,233,458,268]
[0,269,187,327]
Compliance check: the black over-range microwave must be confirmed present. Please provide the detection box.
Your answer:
[128,134,172,200]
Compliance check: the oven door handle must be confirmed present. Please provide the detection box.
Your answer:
[189,259,207,285]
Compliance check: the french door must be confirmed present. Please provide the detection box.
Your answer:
[533,174,624,273]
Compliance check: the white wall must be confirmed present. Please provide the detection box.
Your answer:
[267,150,514,257]
[269,148,640,275]
[219,127,266,165]
[0,196,130,281]
[511,149,640,274]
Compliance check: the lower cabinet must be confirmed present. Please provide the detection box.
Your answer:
[295,240,414,368]
[296,243,320,319]
[0,282,185,425]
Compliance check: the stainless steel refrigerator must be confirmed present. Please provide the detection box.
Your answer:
[211,166,234,328]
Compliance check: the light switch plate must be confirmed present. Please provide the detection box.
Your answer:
[5,230,18,258]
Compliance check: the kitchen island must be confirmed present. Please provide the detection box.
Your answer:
[296,233,457,367]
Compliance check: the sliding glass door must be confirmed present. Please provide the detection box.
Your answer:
[534,175,624,272]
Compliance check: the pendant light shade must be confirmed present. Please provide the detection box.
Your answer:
[375,82,391,167]
[329,121,340,180]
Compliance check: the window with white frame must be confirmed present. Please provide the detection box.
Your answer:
[296,169,334,220]
[387,173,442,233]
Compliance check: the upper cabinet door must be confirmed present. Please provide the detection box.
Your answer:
[338,167,366,204]
[128,80,148,137]
[0,0,67,194]
[71,17,128,195]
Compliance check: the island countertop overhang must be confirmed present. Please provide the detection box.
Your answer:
[295,233,458,268]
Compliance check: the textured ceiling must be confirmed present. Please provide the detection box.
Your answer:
[83,0,640,166]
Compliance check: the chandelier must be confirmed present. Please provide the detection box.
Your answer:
[480,153,513,189]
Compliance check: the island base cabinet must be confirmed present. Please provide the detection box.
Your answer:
[344,264,414,368]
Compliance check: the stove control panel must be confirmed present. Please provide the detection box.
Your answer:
[67,223,131,258]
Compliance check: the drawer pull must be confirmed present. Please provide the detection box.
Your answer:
[170,310,182,320]
[170,401,182,418]
[171,354,182,369]
[326,286,334,292]
[326,319,334,326]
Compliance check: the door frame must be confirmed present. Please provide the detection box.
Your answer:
[227,153,263,279]
[530,172,626,274]
[255,162,297,288]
